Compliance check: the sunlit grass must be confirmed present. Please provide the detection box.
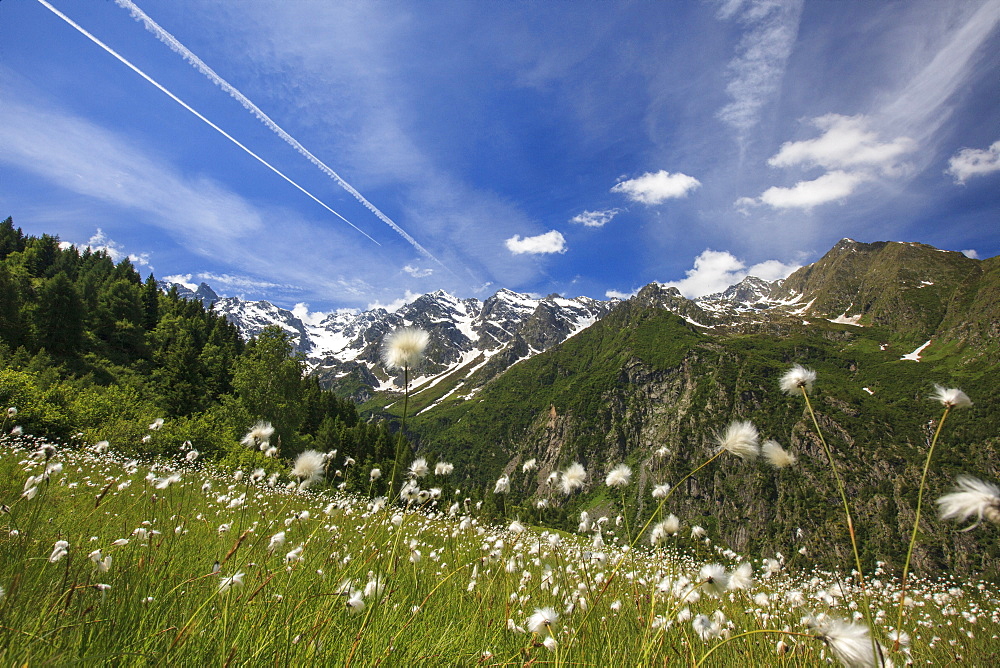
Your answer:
[1,433,997,666]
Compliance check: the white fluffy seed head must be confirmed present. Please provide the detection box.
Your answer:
[698,563,729,597]
[779,364,816,395]
[290,450,326,487]
[381,328,430,371]
[809,616,878,668]
[931,384,973,409]
[605,464,632,488]
[717,420,760,460]
[560,463,587,494]
[762,440,797,468]
[526,607,558,634]
[937,475,1000,531]
[409,458,430,478]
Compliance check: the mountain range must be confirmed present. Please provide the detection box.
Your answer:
[166,238,994,410]
[165,238,1000,577]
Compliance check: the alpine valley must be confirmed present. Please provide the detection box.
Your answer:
[181,238,1000,578]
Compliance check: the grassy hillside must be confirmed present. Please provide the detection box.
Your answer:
[1,433,996,665]
[404,297,1000,579]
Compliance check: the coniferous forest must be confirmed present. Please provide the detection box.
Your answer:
[0,217,397,492]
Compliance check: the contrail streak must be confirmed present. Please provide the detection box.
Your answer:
[34,0,381,247]
[114,0,452,274]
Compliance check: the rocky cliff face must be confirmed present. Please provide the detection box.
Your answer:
[404,241,999,578]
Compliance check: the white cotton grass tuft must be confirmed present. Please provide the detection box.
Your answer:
[526,607,558,634]
[605,463,632,488]
[728,562,753,590]
[241,421,275,448]
[930,384,973,409]
[936,475,1000,530]
[381,327,430,371]
[434,461,454,476]
[409,458,430,478]
[762,440,797,468]
[692,613,724,640]
[560,462,587,494]
[290,450,326,488]
[650,516,681,546]
[49,540,69,563]
[807,615,879,668]
[218,571,245,593]
[698,563,730,597]
[267,531,287,554]
[494,475,510,494]
[716,420,760,460]
[780,364,816,394]
[651,482,671,499]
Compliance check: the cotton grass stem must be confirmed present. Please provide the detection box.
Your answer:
[572,448,724,642]
[695,630,816,667]
[893,404,951,646]
[800,388,881,665]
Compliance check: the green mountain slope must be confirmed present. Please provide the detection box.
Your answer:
[404,241,1000,579]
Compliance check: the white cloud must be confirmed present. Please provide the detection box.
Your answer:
[757,170,869,210]
[946,140,1000,184]
[197,272,299,292]
[163,273,196,291]
[291,303,331,326]
[611,170,701,205]
[663,249,800,298]
[367,290,421,313]
[403,264,434,278]
[570,209,622,227]
[605,288,636,300]
[769,115,915,174]
[505,230,567,255]
[961,249,980,259]
[745,258,802,282]
[67,228,154,270]
[716,0,804,136]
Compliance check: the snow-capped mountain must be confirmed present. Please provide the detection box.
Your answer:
[157,280,220,306]
[167,238,971,403]
[202,288,620,402]
[165,277,809,403]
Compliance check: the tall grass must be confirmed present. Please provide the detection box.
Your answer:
[1,425,996,666]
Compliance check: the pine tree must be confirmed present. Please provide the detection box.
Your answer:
[231,326,305,455]
[33,271,84,357]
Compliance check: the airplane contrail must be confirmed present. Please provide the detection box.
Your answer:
[34,0,381,247]
[114,0,453,275]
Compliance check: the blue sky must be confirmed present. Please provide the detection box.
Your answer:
[2,0,998,314]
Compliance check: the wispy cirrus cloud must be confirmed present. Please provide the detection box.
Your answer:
[611,170,701,205]
[197,272,300,293]
[403,264,434,278]
[716,0,804,139]
[0,89,417,308]
[0,96,265,247]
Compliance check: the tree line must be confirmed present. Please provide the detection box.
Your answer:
[0,217,399,482]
